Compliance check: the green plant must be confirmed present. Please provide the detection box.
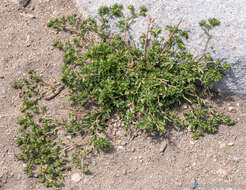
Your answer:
[12,4,235,189]
[13,71,69,189]
[47,4,234,139]
[184,108,235,140]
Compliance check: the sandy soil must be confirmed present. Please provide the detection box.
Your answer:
[1,0,246,190]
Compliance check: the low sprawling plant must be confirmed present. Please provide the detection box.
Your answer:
[47,4,234,138]
[12,4,235,189]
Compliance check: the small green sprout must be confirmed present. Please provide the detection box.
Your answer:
[139,5,147,16]
[11,81,23,89]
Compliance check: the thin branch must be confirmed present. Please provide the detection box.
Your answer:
[129,35,136,48]
[120,35,131,49]
[144,15,152,54]
[194,36,211,61]
[45,85,65,101]
[183,95,193,104]
[161,18,183,55]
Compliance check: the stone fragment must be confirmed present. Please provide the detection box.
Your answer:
[227,142,234,146]
[190,178,198,189]
[123,169,127,175]
[18,0,31,7]
[159,141,167,153]
[233,156,239,162]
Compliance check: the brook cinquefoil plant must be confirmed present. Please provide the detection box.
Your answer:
[12,4,235,189]
[47,4,234,139]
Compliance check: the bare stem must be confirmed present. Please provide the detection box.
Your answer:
[161,18,183,55]
[144,16,152,54]
[120,35,131,49]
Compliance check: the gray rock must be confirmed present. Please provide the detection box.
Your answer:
[74,0,246,95]
[190,178,198,189]
[159,141,167,153]
[18,0,31,7]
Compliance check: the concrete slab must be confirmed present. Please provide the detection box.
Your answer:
[74,0,246,95]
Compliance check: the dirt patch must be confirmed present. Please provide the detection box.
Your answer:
[1,0,246,190]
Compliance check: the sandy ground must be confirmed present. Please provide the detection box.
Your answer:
[1,0,246,190]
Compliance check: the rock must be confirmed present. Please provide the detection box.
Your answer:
[117,145,124,150]
[159,141,167,153]
[228,106,237,113]
[71,173,81,183]
[233,156,239,162]
[227,142,234,146]
[183,104,188,109]
[0,76,4,79]
[219,143,226,149]
[190,178,198,189]
[18,0,31,7]
[123,169,127,175]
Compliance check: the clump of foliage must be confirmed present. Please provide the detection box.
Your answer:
[13,4,235,189]
[47,4,234,138]
[12,70,90,189]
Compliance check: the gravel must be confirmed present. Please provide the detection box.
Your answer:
[74,0,246,95]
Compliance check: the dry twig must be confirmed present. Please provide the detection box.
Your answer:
[144,15,152,54]
[161,18,183,55]
[45,85,65,101]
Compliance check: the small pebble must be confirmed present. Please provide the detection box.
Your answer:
[117,145,124,150]
[228,106,236,113]
[159,141,167,153]
[19,0,31,7]
[71,173,81,183]
[227,142,234,146]
[190,178,198,189]
[233,156,239,162]
[123,169,127,175]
